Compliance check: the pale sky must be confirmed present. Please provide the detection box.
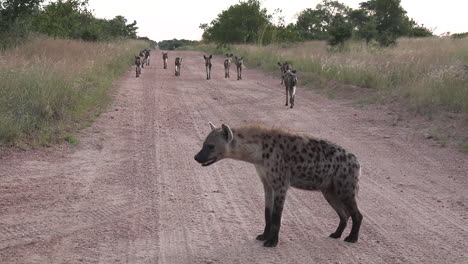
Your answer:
[88,0,467,41]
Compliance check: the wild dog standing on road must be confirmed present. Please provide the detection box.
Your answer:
[204,54,212,80]
[224,53,233,78]
[135,56,142,78]
[162,52,168,69]
[194,123,363,247]
[277,62,291,84]
[235,56,244,80]
[283,69,298,108]
[139,50,146,68]
[144,49,150,66]
[175,57,183,76]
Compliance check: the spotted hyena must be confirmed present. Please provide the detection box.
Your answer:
[204,54,212,80]
[135,56,142,78]
[175,57,183,76]
[235,56,244,80]
[162,52,168,69]
[283,69,297,108]
[194,123,363,247]
[224,53,233,78]
[277,62,291,84]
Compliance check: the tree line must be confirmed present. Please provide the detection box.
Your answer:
[0,0,143,49]
[200,0,434,47]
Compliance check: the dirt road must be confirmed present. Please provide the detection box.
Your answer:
[0,51,467,264]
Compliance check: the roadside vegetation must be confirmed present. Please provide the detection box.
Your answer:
[0,0,151,147]
[0,38,148,147]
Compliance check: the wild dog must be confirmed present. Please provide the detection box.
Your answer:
[194,123,363,247]
[235,56,244,80]
[204,54,213,80]
[139,50,146,68]
[277,62,291,84]
[175,57,183,76]
[162,52,168,69]
[283,69,298,108]
[135,56,142,78]
[224,53,233,78]
[144,49,150,66]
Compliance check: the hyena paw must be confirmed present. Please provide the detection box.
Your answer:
[329,232,342,239]
[256,233,268,241]
[344,235,358,243]
[263,236,278,247]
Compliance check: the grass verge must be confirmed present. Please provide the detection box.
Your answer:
[0,37,148,147]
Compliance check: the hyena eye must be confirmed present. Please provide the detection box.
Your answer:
[207,144,215,150]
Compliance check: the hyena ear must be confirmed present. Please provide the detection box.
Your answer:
[277,62,282,66]
[225,53,229,57]
[230,53,233,57]
[209,55,212,59]
[291,70,297,74]
[235,56,238,60]
[221,124,233,143]
[208,122,216,131]
[204,55,207,59]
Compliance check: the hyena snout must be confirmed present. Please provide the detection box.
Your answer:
[194,123,233,166]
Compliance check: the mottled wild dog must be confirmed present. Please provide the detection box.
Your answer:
[162,52,168,69]
[224,53,233,78]
[283,69,298,108]
[144,49,150,66]
[194,123,363,247]
[235,56,244,80]
[277,62,291,84]
[139,50,146,68]
[204,54,213,80]
[134,56,141,78]
[175,57,183,76]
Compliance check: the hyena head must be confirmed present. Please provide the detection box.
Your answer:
[194,122,233,167]
[235,56,244,67]
[162,52,168,60]
[285,69,298,85]
[175,57,183,65]
[135,56,141,64]
[203,54,213,65]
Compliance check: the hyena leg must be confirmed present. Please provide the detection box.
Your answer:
[257,182,273,241]
[322,188,350,239]
[240,67,242,80]
[289,86,296,108]
[285,88,289,106]
[342,196,362,243]
[264,189,287,247]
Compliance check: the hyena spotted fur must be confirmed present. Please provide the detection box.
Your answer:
[134,56,141,78]
[195,123,363,247]
[224,53,233,78]
[204,54,212,80]
[162,52,168,69]
[175,57,183,76]
[283,69,297,108]
[277,61,291,84]
[235,56,244,80]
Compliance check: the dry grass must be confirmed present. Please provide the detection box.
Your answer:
[193,37,468,115]
[0,37,148,146]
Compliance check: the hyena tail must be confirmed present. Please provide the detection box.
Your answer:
[355,166,361,197]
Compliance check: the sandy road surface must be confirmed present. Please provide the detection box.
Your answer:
[0,50,467,264]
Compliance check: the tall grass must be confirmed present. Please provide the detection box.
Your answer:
[192,38,468,115]
[0,38,148,146]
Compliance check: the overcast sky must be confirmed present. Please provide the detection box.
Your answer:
[87,0,467,41]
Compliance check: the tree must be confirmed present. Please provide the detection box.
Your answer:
[296,0,350,40]
[348,8,376,44]
[327,14,352,46]
[360,0,406,46]
[201,0,271,44]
